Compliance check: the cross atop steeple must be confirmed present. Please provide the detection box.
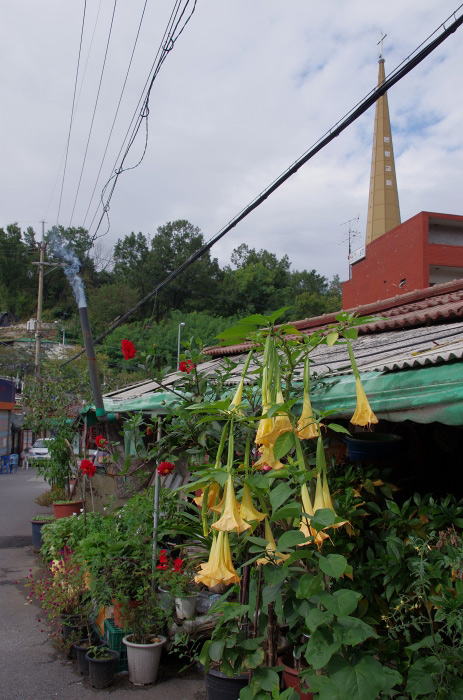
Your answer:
[377,30,387,59]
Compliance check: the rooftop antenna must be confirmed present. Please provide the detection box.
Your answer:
[338,216,360,280]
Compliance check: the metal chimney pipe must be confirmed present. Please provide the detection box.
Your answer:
[78,306,107,421]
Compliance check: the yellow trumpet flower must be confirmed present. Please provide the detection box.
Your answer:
[253,444,285,471]
[257,518,289,565]
[299,483,330,549]
[239,484,266,522]
[193,482,220,510]
[229,378,244,413]
[194,531,240,587]
[211,474,251,534]
[351,377,379,428]
[296,393,319,439]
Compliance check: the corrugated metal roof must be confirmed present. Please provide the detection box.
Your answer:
[205,279,463,357]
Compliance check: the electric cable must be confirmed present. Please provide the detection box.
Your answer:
[69,0,119,227]
[61,6,463,367]
[44,0,104,224]
[87,0,198,243]
[56,0,88,225]
[85,0,186,235]
[81,0,150,228]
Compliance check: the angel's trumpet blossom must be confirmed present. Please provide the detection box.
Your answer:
[194,531,240,587]
[257,518,289,565]
[351,377,379,428]
[193,482,219,510]
[253,445,285,471]
[239,484,266,522]
[211,474,251,534]
[296,356,319,439]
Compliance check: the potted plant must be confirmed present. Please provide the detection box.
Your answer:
[156,550,198,619]
[30,514,54,552]
[85,645,120,688]
[122,588,170,685]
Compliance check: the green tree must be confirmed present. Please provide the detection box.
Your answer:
[0,223,38,316]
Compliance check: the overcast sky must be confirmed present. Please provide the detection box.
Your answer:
[1,0,462,284]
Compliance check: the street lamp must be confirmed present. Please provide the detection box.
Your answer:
[177,322,185,369]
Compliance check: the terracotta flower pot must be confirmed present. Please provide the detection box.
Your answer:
[112,599,140,629]
[53,500,83,519]
[278,656,313,700]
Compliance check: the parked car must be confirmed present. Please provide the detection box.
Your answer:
[23,438,52,463]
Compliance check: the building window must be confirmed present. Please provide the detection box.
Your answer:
[384,136,390,142]
[386,179,392,186]
[384,150,391,157]
[385,165,391,172]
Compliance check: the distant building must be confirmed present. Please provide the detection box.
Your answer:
[342,49,463,309]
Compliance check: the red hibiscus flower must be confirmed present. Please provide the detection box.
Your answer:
[157,461,175,476]
[95,435,106,448]
[121,339,136,360]
[179,359,194,374]
[80,459,96,477]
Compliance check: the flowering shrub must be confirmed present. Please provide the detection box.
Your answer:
[121,338,136,360]
[179,359,194,373]
[79,459,96,477]
[25,548,91,630]
[157,461,175,476]
[156,550,193,597]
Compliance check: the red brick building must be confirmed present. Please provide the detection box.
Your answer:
[342,211,463,308]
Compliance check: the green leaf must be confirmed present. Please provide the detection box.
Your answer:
[277,530,306,551]
[199,640,212,669]
[318,553,348,579]
[273,431,295,461]
[405,656,442,696]
[251,667,281,692]
[297,573,324,598]
[326,331,339,346]
[242,647,265,670]
[270,481,294,513]
[319,589,362,617]
[309,508,337,531]
[262,583,283,606]
[270,502,302,523]
[333,616,377,645]
[327,423,352,435]
[240,636,266,650]
[321,655,387,700]
[268,306,292,323]
[304,627,341,670]
[305,607,334,633]
[263,565,288,585]
[342,327,359,340]
[209,638,226,662]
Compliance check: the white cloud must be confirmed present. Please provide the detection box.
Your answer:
[1,0,462,285]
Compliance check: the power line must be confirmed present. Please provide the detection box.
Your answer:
[61,6,463,367]
[87,0,198,243]
[56,0,88,225]
[81,0,150,228]
[69,0,119,227]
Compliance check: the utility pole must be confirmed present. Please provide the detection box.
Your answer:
[34,222,45,376]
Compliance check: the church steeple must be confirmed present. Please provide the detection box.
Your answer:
[365,40,401,245]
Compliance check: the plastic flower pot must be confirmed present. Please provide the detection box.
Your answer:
[53,500,83,519]
[344,433,402,461]
[174,593,198,620]
[205,667,249,700]
[86,648,120,689]
[30,517,54,552]
[122,634,166,685]
[158,587,174,612]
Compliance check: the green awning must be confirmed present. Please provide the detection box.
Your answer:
[81,362,463,426]
[311,362,463,425]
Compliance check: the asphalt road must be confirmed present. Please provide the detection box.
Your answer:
[0,468,205,700]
